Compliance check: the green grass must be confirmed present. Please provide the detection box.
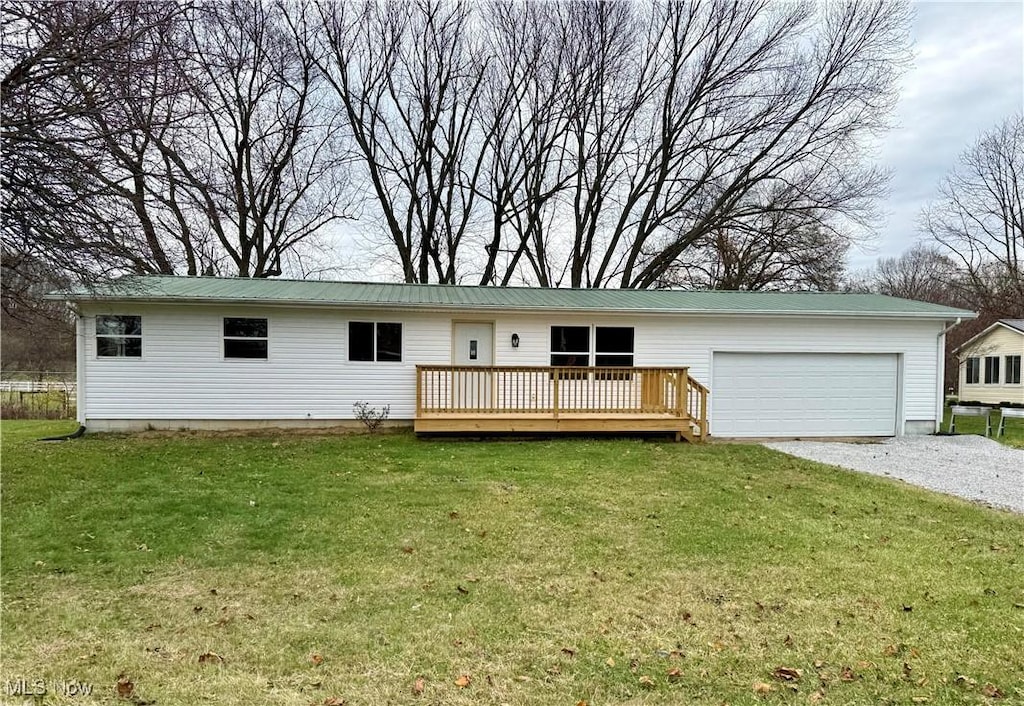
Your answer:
[2,421,1022,705]
[943,406,1024,448]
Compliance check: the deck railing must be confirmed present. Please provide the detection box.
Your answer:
[415,365,708,438]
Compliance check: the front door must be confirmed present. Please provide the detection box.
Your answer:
[453,322,494,410]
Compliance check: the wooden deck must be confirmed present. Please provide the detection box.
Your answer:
[415,365,708,441]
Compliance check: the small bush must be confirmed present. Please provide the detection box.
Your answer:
[353,401,390,433]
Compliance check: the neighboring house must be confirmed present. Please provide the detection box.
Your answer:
[955,319,1024,405]
[52,276,974,438]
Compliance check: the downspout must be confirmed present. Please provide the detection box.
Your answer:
[935,318,962,433]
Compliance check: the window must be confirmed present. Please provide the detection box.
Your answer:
[984,355,1000,384]
[966,357,980,384]
[550,326,589,367]
[595,327,634,367]
[224,317,268,359]
[1006,355,1022,385]
[96,315,142,357]
[348,322,402,362]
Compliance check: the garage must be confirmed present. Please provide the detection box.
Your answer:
[711,352,899,437]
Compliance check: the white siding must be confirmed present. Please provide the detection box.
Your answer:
[80,304,946,432]
[81,304,451,421]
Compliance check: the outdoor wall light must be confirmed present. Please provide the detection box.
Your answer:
[511,333,520,348]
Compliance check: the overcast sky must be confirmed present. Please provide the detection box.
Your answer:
[858,0,1024,270]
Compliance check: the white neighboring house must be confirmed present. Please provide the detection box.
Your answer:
[53,276,974,438]
[955,320,1024,406]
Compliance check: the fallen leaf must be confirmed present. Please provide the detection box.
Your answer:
[412,677,425,695]
[546,665,561,676]
[857,660,875,670]
[955,675,977,687]
[605,657,616,667]
[981,683,1004,698]
[753,681,774,695]
[839,666,856,682]
[808,689,825,704]
[883,644,899,657]
[322,698,346,706]
[198,652,224,665]
[310,653,324,666]
[454,675,471,688]
[116,674,134,698]
[638,675,655,688]
[561,647,576,658]
[576,701,588,706]
[773,666,803,682]
[902,604,913,612]
[783,635,794,647]
[911,697,929,704]
[456,585,469,595]
[401,546,415,554]
[448,511,460,520]
[667,667,683,681]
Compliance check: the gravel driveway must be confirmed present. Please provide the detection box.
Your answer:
[764,435,1024,513]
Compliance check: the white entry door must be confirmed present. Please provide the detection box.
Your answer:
[711,352,899,437]
[453,322,494,409]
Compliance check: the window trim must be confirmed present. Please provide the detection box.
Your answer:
[965,356,980,384]
[95,314,143,360]
[1005,354,1022,385]
[348,321,404,363]
[984,355,1000,384]
[222,316,270,361]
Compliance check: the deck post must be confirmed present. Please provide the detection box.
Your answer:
[700,387,708,440]
[415,366,423,418]
[552,371,560,419]
[675,370,685,417]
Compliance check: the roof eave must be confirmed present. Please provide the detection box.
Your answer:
[953,320,1024,353]
[57,293,977,320]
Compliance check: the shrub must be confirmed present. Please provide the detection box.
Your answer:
[353,401,390,433]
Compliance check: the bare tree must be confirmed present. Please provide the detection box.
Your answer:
[853,243,964,304]
[1,1,191,282]
[923,115,1024,317]
[666,215,848,291]
[2,0,352,287]
[312,0,490,283]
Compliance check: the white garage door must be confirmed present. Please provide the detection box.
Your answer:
[712,352,899,437]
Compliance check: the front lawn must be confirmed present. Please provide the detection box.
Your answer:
[2,422,1022,705]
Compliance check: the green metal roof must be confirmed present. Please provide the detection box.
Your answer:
[54,275,976,319]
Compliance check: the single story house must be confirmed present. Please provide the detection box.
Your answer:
[54,276,974,439]
[955,319,1024,405]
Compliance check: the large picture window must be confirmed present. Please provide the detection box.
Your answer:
[984,355,1000,384]
[349,322,402,362]
[96,315,142,357]
[550,326,590,367]
[595,327,634,367]
[1006,355,1022,385]
[965,357,980,384]
[224,317,268,359]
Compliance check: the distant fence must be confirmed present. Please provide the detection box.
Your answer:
[0,371,76,419]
